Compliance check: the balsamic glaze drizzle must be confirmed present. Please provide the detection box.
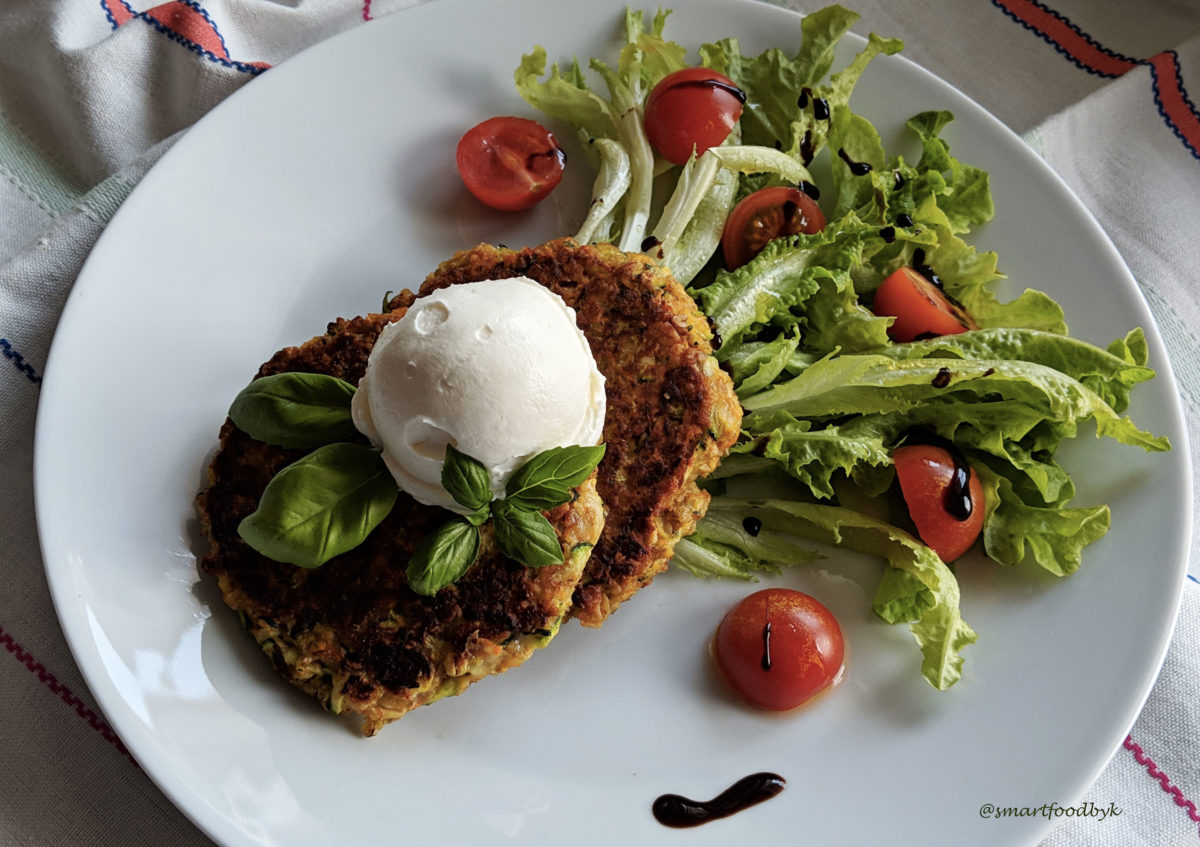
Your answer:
[640,236,664,259]
[672,77,747,104]
[837,148,873,175]
[944,461,973,521]
[652,774,787,828]
[902,429,975,521]
[800,129,815,166]
[911,247,942,288]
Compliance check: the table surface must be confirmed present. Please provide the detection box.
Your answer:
[1,1,1197,845]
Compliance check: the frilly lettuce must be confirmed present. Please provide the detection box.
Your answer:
[675,497,977,690]
[515,4,897,282]
[514,5,1169,692]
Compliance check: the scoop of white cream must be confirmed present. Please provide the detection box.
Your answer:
[351,277,606,513]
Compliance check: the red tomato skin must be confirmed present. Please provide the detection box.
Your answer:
[893,444,985,561]
[721,185,827,269]
[873,267,979,342]
[644,68,745,166]
[455,116,566,211]
[714,588,845,711]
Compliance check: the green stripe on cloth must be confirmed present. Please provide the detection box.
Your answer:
[0,109,88,215]
[77,173,140,224]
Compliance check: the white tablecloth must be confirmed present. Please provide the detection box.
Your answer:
[2,1,1197,843]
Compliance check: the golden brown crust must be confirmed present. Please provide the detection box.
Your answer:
[197,306,604,736]
[199,238,742,735]
[417,238,742,625]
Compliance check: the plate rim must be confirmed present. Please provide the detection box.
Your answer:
[33,0,1194,844]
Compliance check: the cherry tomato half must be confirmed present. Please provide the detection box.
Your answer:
[872,267,979,342]
[455,116,566,211]
[893,444,985,562]
[714,588,845,711]
[644,67,746,166]
[720,186,827,269]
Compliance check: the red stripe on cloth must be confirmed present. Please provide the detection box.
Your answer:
[1148,51,1200,157]
[143,1,229,59]
[1124,735,1200,826]
[992,0,1137,76]
[362,0,373,22]
[104,0,136,26]
[0,624,136,764]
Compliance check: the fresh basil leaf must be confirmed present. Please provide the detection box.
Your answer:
[406,519,481,596]
[229,372,358,449]
[504,444,607,511]
[237,442,397,568]
[464,505,490,526]
[492,499,564,567]
[442,444,493,513]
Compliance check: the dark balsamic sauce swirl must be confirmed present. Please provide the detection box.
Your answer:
[672,77,747,104]
[653,773,787,828]
[800,129,815,166]
[837,148,873,176]
[911,247,942,288]
[902,429,975,521]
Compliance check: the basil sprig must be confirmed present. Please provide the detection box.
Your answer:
[228,372,358,449]
[491,500,564,567]
[405,519,481,596]
[226,369,605,595]
[231,373,398,568]
[405,443,606,596]
[238,442,398,567]
[440,444,492,525]
[504,444,608,510]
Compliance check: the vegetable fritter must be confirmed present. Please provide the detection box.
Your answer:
[198,306,604,736]
[418,238,741,625]
[198,238,741,735]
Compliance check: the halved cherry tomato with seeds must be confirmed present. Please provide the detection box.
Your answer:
[720,186,827,269]
[644,67,746,166]
[893,443,985,562]
[714,587,845,711]
[456,116,566,211]
[873,267,978,342]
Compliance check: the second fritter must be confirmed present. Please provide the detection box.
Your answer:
[417,238,742,626]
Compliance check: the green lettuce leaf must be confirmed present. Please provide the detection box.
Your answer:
[678,497,978,690]
[741,353,1170,455]
[977,464,1112,576]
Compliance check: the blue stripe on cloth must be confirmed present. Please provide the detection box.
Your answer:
[988,0,1139,79]
[133,13,267,76]
[0,338,43,385]
[179,0,231,58]
[100,0,135,30]
[1147,52,1200,162]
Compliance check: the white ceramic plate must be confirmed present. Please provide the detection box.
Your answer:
[35,0,1191,845]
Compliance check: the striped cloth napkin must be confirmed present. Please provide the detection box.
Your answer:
[1,1,1196,844]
